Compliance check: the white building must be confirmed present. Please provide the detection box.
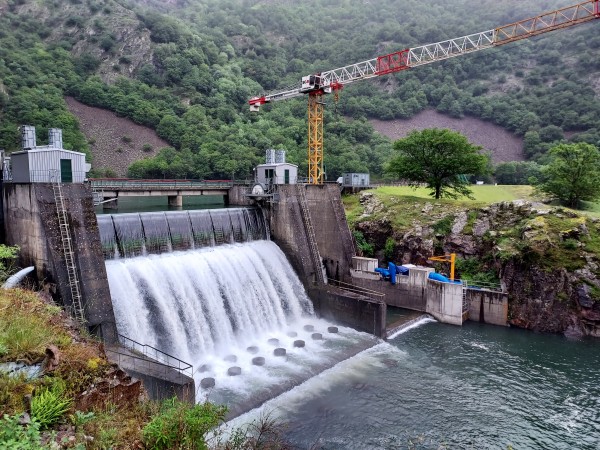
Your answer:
[255,149,297,185]
[10,126,88,183]
[255,162,298,185]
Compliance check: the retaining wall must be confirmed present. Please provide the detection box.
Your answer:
[3,183,118,342]
[467,289,508,326]
[309,286,386,338]
[351,266,434,311]
[426,279,464,325]
[269,184,356,287]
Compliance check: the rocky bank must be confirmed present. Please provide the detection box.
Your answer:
[353,192,600,338]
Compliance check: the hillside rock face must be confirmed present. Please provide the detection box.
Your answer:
[356,197,600,338]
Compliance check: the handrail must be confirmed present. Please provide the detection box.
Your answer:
[117,333,193,377]
[327,278,386,299]
[89,179,234,190]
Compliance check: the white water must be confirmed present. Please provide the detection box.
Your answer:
[106,240,377,408]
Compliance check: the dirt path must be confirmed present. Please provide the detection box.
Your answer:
[371,110,525,163]
[65,97,169,176]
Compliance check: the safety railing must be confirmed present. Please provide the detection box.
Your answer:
[327,278,386,299]
[117,333,193,378]
[88,178,234,189]
[464,279,504,292]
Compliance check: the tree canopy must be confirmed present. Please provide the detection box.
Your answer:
[535,143,600,208]
[386,129,490,199]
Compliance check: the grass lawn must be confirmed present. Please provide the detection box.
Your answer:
[374,184,537,203]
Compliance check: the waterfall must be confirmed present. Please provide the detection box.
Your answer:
[97,207,267,259]
[106,238,378,410]
[106,241,313,361]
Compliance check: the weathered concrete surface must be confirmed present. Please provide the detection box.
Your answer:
[269,184,356,288]
[468,289,508,326]
[3,183,118,343]
[426,279,464,325]
[105,346,195,404]
[269,185,321,286]
[309,286,386,338]
[351,266,434,311]
[305,184,356,283]
[228,185,254,206]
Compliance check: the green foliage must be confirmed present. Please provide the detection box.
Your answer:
[455,257,499,284]
[30,383,73,430]
[433,216,454,236]
[386,129,490,199]
[384,237,395,261]
[0,414,44,449]
[2,0,600,181]
[353,231,374,257]
[142,398,226,450]
[495,161,541,185]
[535,143,600,208]
[0,245,19,282]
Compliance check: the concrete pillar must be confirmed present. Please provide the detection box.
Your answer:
[426,279,464,325]
[168,194,183,208]
[102,197,118,210]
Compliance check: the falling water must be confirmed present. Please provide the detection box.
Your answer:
[106,239,377,413]
[97,207,267,259]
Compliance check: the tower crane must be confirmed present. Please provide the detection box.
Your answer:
[249,1,600,184]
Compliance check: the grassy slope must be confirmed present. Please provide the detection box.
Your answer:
[0,289,152,448]
[344,185,600,279]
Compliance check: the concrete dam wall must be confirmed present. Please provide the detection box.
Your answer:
[3,183,118,342]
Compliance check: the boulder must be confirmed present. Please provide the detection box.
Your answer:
[273,348,286,357]
[293,340,305,348]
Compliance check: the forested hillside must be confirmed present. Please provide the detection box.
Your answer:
[0,0,599,179]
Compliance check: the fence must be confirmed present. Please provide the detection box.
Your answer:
[89,178,233,190]
[117,333,194,378]
[327,278,385,299]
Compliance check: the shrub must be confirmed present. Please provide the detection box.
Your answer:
[142,398,226,450]
[433,215,454,236]
[143,143,154,153]
[0,414,43,449]
[0,244,19,282]
[30,383,73,430]
[353,231,374,257]
[384,237,395,261]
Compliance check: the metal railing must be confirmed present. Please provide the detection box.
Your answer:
[88,178,234,190]
[327,278,386,299]
[464,279,504,292]
[31,170,86,183]
[117,334,193,378]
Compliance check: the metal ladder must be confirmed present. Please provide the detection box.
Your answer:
[462,280,469,314]
[51,181,86,324]
[296,184,325,285]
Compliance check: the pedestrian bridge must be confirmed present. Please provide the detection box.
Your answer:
[89,178,234,208]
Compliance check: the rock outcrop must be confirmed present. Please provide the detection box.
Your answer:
[355,199,600,337]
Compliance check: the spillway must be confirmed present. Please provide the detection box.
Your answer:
[102,208,377,415]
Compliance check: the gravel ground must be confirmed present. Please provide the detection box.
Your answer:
[65,97,169,177]
[371,109,525,163]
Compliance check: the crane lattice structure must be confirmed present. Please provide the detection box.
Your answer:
[249,1,600,184]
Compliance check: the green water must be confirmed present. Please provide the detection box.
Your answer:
[95,195,225,214]
[251,321,599,449]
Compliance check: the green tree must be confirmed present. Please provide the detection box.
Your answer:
[386,129,489,199]
[536,143,600,208]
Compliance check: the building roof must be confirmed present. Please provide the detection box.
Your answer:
[11,146,86,157]
[256,162,298,168]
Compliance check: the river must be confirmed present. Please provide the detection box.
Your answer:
[226,320,600,449]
